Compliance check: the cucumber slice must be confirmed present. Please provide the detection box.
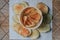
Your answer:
[46,14,52,24]
[21,1,29,7]
[13,2,29,14]
[13,23,21,33]
[37,2,48,15]
[43,14,52,24]
[13,15,19,23]
[30,30,40,39]
[38,24,50,32]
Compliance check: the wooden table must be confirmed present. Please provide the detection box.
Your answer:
[0,0,60,40]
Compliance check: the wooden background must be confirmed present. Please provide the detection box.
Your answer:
[0,0,60,40]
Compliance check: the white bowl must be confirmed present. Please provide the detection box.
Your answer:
[19,6,43,29]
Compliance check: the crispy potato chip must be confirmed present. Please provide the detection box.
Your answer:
[13,2,29,14]
[37,2,48,14]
